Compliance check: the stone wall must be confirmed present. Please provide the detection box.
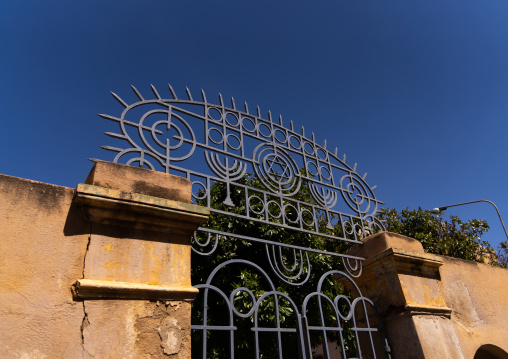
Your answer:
[0,161,208,358]
[2,161,508,358]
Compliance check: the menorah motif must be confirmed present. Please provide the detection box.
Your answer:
[204,151,247,207]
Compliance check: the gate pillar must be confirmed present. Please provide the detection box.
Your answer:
[347,232,465,359]
[72,161,209,358]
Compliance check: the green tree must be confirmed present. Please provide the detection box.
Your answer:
[497,241,508,268]
[377,207,496,264]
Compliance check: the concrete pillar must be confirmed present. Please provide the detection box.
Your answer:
[72,161,209,358]
[347,232,463,359]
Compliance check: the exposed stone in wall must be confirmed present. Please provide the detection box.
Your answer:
[81,300,190,358]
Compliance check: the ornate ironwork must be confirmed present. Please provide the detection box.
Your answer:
[99,84,384,269]
[192,258,390,358]
[99,84,390,357]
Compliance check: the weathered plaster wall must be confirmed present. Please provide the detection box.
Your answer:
[0,161,208,358]
[4,163,508,359]
[0,174,88,358]
[440,256,508,358]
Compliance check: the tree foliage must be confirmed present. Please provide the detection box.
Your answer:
[497,241,508,268]
[377,207,496,264]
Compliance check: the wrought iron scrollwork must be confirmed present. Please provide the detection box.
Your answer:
[192,259,389,358]
[99,84,385,282]
[100,84,390,357]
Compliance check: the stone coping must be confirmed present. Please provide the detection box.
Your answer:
[85,160,192,203]
[371,247,443,267]
[76,183,208,216]
[75,183,209,233]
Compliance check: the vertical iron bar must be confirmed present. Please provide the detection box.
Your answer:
[296,313,305,359]
[202,288,208,359]
[301,315,312,359]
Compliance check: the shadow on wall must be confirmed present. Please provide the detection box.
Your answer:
[474,345,508,359]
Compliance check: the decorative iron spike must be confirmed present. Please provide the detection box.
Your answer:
[371,185,377,190]
[244,101,249,114]
[219,93,224,107]
[231,97,236,109]
[111,92,128,108]
[151,84,162,100]
[186,87,193,101]
[257,105,261,117]
[323,139,327,149]
[268,111,272,122]
[167,83,177,99]
[104,132,125,140]
[334,147,338,156]
[100,145,122,151]
[98,114,121,122]
[301,126,305,136]
[279,115,283,126]
[87,158,99,163]
[201,89,207,103]
[342,154,346,162]
[131,85,144,101]
[363,172,367,180]
[353,163,357,172]
[312,132,315,143]
[290,120,294,131]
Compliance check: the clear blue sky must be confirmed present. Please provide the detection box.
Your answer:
[1,1,508,247]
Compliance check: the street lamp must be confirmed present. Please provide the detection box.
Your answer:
[431,200,508,241]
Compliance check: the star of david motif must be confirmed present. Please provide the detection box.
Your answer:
[252,143,301,196]
[265,154,292,184]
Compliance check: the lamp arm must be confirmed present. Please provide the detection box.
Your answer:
[436,200,508,242]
